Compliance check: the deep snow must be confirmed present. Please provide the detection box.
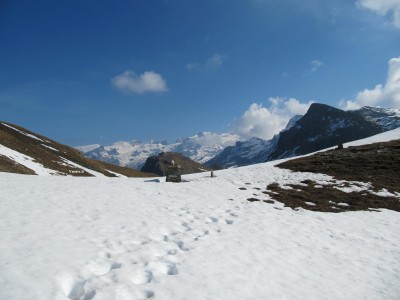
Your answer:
[0,129,399,300]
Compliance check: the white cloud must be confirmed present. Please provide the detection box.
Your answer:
[186,63,200,71]
[205,54,224,70]
[311,60,324,72]
[303,60,324,76]
[338,99,361,110]
[357,0,400,29]
[111,70,168,94]
[340,56,400,109]
[232,98,313,140]
[187,53,225,71]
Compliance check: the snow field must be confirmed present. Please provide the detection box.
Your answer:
[0,174,241,300]
[1,129,400,299]
[1,160,400,300]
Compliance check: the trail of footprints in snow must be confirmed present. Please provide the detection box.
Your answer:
[57,206,238,300]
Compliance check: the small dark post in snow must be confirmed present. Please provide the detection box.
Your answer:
[211,169,214,177]
[166,164,182,182]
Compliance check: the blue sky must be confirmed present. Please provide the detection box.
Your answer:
[1,0,400,146]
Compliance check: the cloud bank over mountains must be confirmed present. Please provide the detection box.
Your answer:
[232,98,313,140]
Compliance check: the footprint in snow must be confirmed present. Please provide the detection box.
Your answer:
[85,259,121,277]
[136,288,155,299]
[205,216,218,223]
[56,272,86,300]
[149,260,178,276]
[131,269,153,285]
[56,204,241,299]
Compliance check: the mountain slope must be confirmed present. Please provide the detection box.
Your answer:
[205,136,278,168]
[0,122,155,177]
[355,106,400,130]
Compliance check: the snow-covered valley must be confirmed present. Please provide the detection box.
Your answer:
[1,130,400,300]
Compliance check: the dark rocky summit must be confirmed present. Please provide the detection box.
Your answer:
[267,103,383,160]
[141,152,210,176]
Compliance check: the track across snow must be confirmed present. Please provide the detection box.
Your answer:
[0,129,399,300]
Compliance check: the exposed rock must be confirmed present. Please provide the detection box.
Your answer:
[141,152,210,176]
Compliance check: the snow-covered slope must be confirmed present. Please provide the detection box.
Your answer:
[79,132,240,169]
[356,106,400,131]
[205,136,278,168]
[1,128,399,300]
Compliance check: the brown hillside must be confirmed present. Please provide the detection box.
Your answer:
[277,140,400,194]
[0,121,156,177]
[245,140,400,213]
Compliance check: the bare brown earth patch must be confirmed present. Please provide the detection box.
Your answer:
[277,140,400,194]
[0,155,36,175]
[263,180,400,212]
[247,140,400,212]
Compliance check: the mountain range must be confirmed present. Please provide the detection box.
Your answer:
[78,104,400,169]
[77,132,240,169]
[1,104,400,176]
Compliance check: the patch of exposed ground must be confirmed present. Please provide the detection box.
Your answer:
[277,140,400,194]
[263,180,400,212]
[0,155,36,175]
[244,140,400,212]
